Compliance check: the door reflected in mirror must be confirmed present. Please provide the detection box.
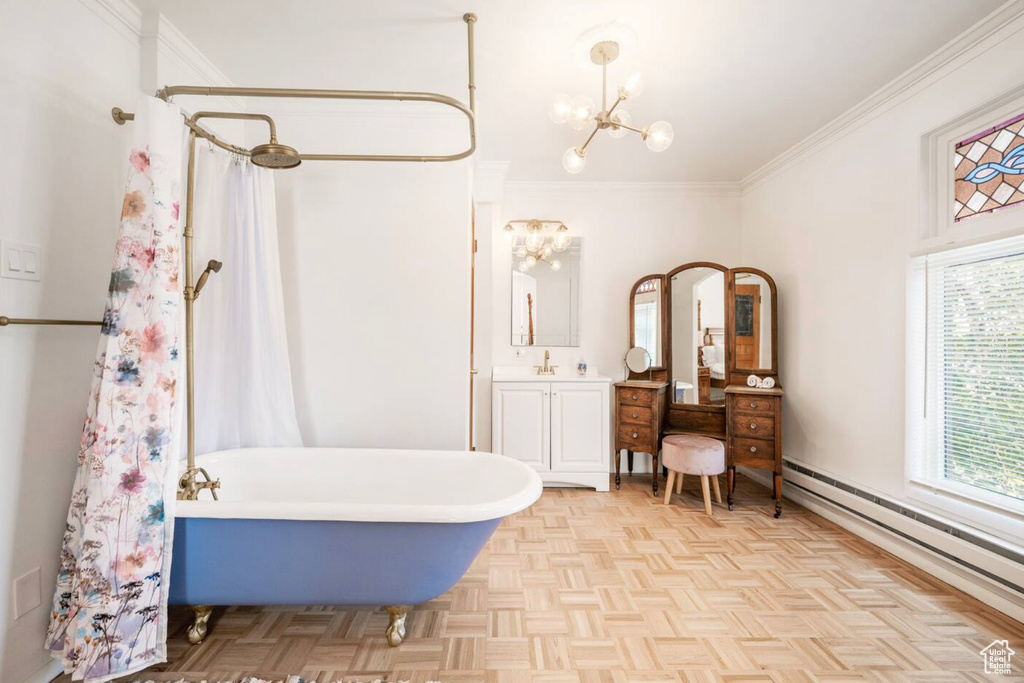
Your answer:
[671,268,726,405]
[733,272,772,370]
[632,278,662,366]
[511,237,581,346]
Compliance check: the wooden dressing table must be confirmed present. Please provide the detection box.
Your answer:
[617,265,785,516]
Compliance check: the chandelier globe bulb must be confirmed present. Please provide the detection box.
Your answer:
[644,121,674,152]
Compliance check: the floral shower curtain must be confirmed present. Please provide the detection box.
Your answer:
[46,97,184,683]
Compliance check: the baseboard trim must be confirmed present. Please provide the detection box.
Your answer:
[741,465,1024,622]
[19,659,62,683]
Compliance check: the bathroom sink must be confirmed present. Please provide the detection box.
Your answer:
[491,366,611,382]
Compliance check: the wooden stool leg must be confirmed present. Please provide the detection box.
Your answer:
[663,471,676,505]
[676,472,684,494]
[711,475,722,504]
[700,476,713,516]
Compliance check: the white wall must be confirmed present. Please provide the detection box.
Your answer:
[272,111,472,449]
[479,182,742,454]
[738,9,1024,513]
[0,3,141,682]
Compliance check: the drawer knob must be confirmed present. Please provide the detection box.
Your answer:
[750,446,757,453]
[631,394,638,400]
[749,423,757,430]
[750,402,757,409]
[632,432,639,439]
[631,412,638,419]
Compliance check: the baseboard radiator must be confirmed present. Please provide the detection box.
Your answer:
[743,460,1024,620]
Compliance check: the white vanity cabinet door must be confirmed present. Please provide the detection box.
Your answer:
[550,382,609,473]
[492,382,550,471]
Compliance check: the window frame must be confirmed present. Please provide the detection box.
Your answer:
[906,234,1024,543]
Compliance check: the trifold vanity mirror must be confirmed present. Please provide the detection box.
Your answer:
[619,262,783,516]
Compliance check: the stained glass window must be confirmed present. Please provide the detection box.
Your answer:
[954,112,1024,222]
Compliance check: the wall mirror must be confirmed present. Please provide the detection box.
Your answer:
[629,276,664,367]
[669,264,727,406]
[511,237,581,346]
[728,268,778,376]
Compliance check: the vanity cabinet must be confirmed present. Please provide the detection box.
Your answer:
[492,379,611,491]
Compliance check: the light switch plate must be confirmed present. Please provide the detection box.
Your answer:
[1,240,42,281]
[13,567,41,619]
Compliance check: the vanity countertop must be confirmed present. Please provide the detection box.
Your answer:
[492,367,612,383]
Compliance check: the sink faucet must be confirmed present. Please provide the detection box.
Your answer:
[535,350,557,376]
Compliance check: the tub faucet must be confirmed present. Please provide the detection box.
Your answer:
[535,350,557,376]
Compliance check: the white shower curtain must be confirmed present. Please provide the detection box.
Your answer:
[190,146,302,453]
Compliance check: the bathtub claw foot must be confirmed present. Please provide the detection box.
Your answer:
[187,605,213,645]
[385,606,408,647]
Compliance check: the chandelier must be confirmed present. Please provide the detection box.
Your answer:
[503,220,572,272]
[549,38,673,174]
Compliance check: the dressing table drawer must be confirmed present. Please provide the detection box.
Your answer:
[620,390,653,407]
[731,437,775,468]
[619,405,652,426]
[731,414,775,438]
[731,397,775,415]
[617,424,652,448]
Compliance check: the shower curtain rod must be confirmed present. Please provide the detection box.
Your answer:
[113,15,477,163]
[2,13,480,500]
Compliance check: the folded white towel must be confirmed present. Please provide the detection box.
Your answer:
[747,374,760,387]
[761,376,776,389]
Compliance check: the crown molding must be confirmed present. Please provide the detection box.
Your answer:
[505,181,742,199]
[150,15,237,91]
[740,0,1024,194]
[77,0,242,108]
[77,0,143,44]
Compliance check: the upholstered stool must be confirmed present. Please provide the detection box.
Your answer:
[661,434,725,515]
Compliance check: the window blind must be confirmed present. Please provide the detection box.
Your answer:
[920,233,1024,504]
[634,302,658,360]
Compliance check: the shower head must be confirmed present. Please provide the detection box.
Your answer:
[250,138,301,169]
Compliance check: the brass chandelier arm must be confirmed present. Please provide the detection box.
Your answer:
[579,124,602,153]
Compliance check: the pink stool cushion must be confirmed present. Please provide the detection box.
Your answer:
[662,434,725,476]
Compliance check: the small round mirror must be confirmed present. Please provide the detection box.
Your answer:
[624,346,652,374]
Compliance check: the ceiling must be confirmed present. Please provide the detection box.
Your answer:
[155,0,1003,182]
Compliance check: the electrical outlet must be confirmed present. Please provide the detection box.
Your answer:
[1,240,42,281]
[13,567,41,619]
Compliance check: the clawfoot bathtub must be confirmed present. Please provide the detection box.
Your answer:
[168,448,542,645]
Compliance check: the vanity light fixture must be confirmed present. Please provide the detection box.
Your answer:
[549,35,673,174]
[504,220,571,272]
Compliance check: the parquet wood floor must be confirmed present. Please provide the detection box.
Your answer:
[58,474,1024,682]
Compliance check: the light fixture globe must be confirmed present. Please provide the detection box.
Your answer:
[568,95,596,131]
[550,260,562,271]
[562,147,586,174]
[525,255,538,269]
[548,94,573,124]
[525,230,544,252]
[618,70,644,99]
[552,224,572,251]
[514,244,528,258]
[644,121,674,152]
[607,110,631,139]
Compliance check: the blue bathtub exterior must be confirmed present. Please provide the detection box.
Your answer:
[168,516,502,606]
